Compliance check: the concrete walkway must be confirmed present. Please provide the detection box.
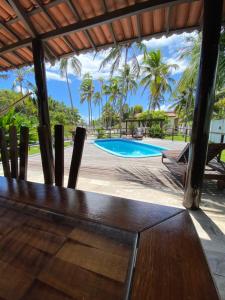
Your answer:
[1,137,225,299]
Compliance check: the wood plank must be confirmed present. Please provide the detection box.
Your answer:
[38,126,54,185]
[0,177,183,232]
[19,126,29,180]
[56,241,129,282]
[69,227,131,257]
[0,209,28,236]
[9,126,18,178]
[0,129,10,177]
[131,211,220,300]
[9,225,66,254]
[39,257,125,300]
[54,124,64,187]
[23,281,74,300]
[0,260,33,300]
[68,126,86,189]
[0,235,51,276]
[25,215,73,237]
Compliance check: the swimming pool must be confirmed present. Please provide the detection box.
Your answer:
[94,139,167,158]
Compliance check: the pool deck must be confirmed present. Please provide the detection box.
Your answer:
[1,137,225,299]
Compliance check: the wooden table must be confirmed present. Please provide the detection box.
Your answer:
[0,176,220,300]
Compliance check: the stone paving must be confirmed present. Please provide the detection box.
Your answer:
[1,137,225,299]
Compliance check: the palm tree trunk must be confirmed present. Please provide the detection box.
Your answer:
[90,100,93,128]
[88,101,91,127]
[65,70,74,124]
[119,45,129,137]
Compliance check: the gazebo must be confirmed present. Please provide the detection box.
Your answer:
[0,0,224,209]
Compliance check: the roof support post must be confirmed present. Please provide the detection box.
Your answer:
[183,0,222,209]
[32,38,54,179]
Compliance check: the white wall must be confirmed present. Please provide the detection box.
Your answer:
[209,119,225,142]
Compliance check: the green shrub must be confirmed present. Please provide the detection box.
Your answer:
[148,124,165,138]
[96,127,107,139]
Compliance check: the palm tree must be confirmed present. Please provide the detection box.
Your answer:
[80,73,94,127]
[170,86,195,127]
[107,77,122,127]
[60,56,82,112]
[99,42,146,77]
[93,91,101,120]
[140,50,177,111]
[174,31,225,95]
[12,67,33,94]
[117,64,138,132]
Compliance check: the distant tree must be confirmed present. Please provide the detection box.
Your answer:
[170,87,195,127]
[133,105,143,114]
[80,73,94,127]
[118,64,138,131]
[12,67,33,95]
[93,91,102,120]
[214,98,225,119]
[59,56,81,114]
[141,50,177,111]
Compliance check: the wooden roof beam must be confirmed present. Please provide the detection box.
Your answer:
[102,0,117,46]
[101,0,117,45]
[35,0,78,54]
[136,15,142,41]
[0,40,28,65]
[66,0,97,51]
[0,55,16,68]
[165,5,172,35]
[8,0,37,38]
[0,21,20,41]
[0,38,32,55]
[40,0,191,41]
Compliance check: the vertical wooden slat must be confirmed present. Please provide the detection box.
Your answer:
[38,126,54,185]
[54,125,64,187]
[67,127,86,189]
[0,128,10,177]
[9,126,18,178]
[19,126,29,180]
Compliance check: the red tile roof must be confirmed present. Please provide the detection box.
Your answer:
[0,0,224,70]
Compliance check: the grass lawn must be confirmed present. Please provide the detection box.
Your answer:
[164,135,190,142]
[221,150,225,162]
[28,141,72,156]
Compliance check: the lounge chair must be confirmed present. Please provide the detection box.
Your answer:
[162,143,225,188]
[133,127,144,140]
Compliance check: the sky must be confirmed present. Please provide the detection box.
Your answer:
[0,32,196,122]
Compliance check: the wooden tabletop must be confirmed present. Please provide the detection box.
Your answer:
[0,177,220,300]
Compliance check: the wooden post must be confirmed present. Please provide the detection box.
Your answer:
[32,38,54,178]
[183,0,222,209]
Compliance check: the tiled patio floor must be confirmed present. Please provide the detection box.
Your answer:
[1,137,225,299]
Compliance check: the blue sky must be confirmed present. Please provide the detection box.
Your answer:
[0,32,195,121]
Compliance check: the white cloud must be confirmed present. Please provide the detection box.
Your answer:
[45,32,197,81]
[143,31,197,52]
[46,51,113,80]
[46,70,71,83]
[165,57,189,75]
[14,86,34,96]
[159,104,171,111]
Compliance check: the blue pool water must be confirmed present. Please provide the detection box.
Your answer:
[94,139,167,158]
